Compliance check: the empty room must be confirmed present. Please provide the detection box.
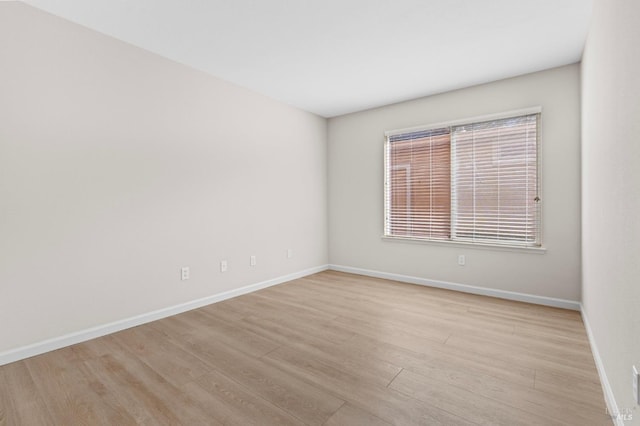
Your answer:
[0,0,638,425]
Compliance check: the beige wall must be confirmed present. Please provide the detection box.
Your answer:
[581,0,640,419]
[0,3,328,353]
[328,64,581,301]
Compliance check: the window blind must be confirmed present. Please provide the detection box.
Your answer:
[384,112,540,247]
[451,114,539,245]
[385,128,451,239]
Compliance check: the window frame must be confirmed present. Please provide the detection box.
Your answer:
[383,107,544,252]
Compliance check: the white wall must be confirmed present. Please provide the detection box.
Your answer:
[0,3,327,354]
[328,65,581,301]
[581,0,640,421]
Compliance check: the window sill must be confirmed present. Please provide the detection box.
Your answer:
[381,235,547,254]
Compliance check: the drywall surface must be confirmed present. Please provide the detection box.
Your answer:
[581,0,640,421]
[328,65,581,301]
[0,3,327,353]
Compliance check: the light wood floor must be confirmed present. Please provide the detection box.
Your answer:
[0,271,609,425]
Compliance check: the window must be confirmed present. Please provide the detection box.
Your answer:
[384,110,540,247]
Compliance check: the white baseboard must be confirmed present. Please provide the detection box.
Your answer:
[581,305,621,426]
[0,264,329,367]
[328,264,581,311]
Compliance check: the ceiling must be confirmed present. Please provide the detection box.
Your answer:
[23,0,593,117]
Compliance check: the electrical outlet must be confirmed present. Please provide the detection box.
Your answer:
[633,365,639,405]
[250,255,256,266]
[181,266,190,280]
[458,255,465,266]
[287,248,293,259]
[220,260,228,273]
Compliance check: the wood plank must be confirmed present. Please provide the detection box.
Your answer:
[161,332,345,426]
[262,344,474,426]
[110,326,214,387]
[0,271,607,425]
[445,334,599,381]
[347,333,536,389]
[534,369,605,405]
[182,371,305,426]
[324,403,392,426]
[82,350,221,425]
[0,361,54,426]
[24,347,138,425]
[389,369,558,426]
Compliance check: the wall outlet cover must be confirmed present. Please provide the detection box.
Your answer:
[181,266,189,280]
